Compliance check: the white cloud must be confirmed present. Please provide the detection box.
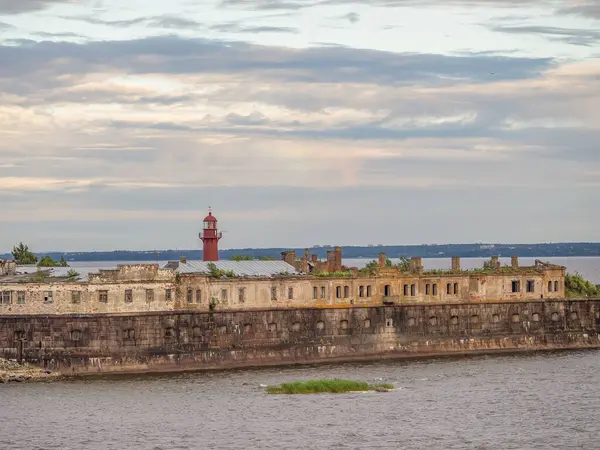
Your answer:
[0,3,598,251]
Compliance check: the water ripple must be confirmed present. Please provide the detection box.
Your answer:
[2,351,600,449]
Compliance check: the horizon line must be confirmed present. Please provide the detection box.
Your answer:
[2,241,600,255]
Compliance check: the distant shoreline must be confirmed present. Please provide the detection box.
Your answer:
[2,242,599,262]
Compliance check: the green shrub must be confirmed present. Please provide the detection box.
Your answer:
[207,262,236,278]
[565,273,600,298]
[66,269,79,279]
[313,271,353,278]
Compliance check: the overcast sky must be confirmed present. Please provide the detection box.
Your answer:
[1,0,599,252]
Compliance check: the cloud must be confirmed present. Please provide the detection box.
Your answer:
[217,0,548,11]
[59,14,204,29]
[0,0,76,14]
[35,31,86,39]
[558,2,600,20]
[0,35,554,93]
[490,25,600,47]
[0,32,599,250]
[341,12,360,23]
[218,0,600,20]
[209,23,298,33]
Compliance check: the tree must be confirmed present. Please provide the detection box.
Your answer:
[565,273,600,298]
[359,256,412,275]
[37,255,69,267]
[37,256,58,267]
[66,269,79,279]
[395,257,411,272]
[207,262,235,278]
[483,258,495,270]
[231,255,253,261]
[11,242,37,265]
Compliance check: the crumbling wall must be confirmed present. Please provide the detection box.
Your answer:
[88,264,174,283]
[0,260,16,276]
[0,267,568,316]
[0,280,177,315]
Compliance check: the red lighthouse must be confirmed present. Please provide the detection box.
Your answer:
[199,209,222,261]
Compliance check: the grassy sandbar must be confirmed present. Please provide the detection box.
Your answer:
[265,378,394,394]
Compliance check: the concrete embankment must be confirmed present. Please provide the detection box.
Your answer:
[0,358,61,383]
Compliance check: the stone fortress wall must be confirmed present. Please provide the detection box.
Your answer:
[1,300,599,375]
[3,250,594,376]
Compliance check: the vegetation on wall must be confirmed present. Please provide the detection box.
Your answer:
[66,269,80,280]
[174,272,182,298]
[207,262,236,278]
[230,255,277,261]
[313,271,353,278]
[358,260,381,276]
[565,273,600,298]
[482,258,496,270]
[358,257,411,275]
[11,242,38,265]
[32,270,50,282]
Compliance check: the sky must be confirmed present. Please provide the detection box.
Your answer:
[0,0,599,252]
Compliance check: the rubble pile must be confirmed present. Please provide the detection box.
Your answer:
[0,358,60,383]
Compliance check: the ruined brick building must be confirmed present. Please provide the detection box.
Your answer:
[0,210,598,375]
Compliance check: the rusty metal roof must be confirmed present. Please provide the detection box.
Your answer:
[168,260,297,277]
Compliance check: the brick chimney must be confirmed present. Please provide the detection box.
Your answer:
[410,257,423,274]
[334,246,342,272]
[451,256,461,272]
[511,256,519,268]
[300,256,309,273]
[281,251,296,267]
[180,256,187,264]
